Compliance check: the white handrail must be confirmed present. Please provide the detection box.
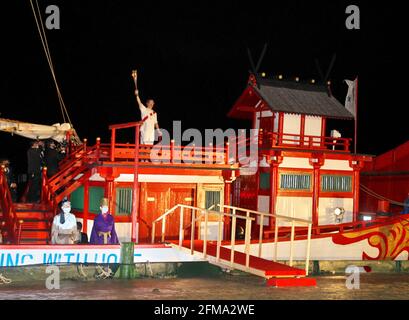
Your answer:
[219,204,312,225]
[152,203,312,279]
[219,204,312,276]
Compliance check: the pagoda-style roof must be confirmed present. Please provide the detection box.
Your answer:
[228,74,354,120]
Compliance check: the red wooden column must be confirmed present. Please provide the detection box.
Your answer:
[99,167,119,214]
[83,180,89,233]
[309,155,324,231]
[269,152,283,227]
[321,118,326,148]
[131,124,141,243]
[349,159,365,222]
[223,180,232,239]
[300,115,305,147]
[278,113,284,145]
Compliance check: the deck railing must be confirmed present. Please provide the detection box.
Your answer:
[259,130,351,152]
[0,165,22,243]
[152,204,256,271]
[151,203,312,275]
[218,204,312,276]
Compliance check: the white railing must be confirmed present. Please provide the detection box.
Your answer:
[218,204,312,276]
[152,204,255,270]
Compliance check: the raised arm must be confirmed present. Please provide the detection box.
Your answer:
[135,90,145,112]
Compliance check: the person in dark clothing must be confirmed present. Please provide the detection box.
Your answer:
[75,222,89,244]
[27,140,44,203]
[45,140,64,178]
[0,159,18,202]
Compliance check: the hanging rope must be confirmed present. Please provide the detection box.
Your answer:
[95,265,113,279]
[0,273,12,284]
[360,184,405,207]
[29,0,72,126]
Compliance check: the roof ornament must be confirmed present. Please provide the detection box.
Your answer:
[314,53,336,96]
[247,43,268,74]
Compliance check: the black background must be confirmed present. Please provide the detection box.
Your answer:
[1,0,407,173]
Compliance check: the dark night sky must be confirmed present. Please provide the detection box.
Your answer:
[1,1,407,172]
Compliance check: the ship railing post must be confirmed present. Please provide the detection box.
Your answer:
[258,213,264,258]
[216,210,223,262]
[161,215,166,243]
[203,210,208,258]
[83,138,88,154]
[41,167,48,204]
[274,217,279,262]
[151,222,156,244]
[170,139,174,163]
[305,222,312,276]
[230,208,236,268]
[110,128,116,162]
[225,141,230,164]
[190,209,196,255]
[96,137,101,162]
[289,220,295,267]
[179,206,184,248]
[245,217,251,271]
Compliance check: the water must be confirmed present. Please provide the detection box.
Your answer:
[1,273,409,300]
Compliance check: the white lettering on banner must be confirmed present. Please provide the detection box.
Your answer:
[0,246,201,267]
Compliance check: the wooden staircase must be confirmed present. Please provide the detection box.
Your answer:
[175,240,316,287]
[1,144,99,244]
[153,204,316,287]
[14,203,52,244]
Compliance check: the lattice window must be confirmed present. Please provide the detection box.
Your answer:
[205,190,221,211]
[321,175,352,192]
[115,187,133,216]
[279,173,311,190]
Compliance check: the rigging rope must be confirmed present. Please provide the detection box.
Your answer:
[360,184,405,207]
[0,273,12,284]
[29,0,72,126]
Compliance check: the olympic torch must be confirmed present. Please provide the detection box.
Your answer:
[131,69,138,94]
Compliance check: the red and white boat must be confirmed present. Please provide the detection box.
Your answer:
[1,73,408,287]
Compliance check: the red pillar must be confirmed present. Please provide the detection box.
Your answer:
[269,153,283,227]
[224,181,231,239]
[350,159,365,222]
[105,177,115,214]
[321,118,326,148]
[131,125,140,243]
[110,128,116,162]
[310,155,324,231]
[300,114,305,147]
[83,180,89,233]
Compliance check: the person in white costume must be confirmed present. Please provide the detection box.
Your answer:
[51,200,78,244]
[135,90,161,145]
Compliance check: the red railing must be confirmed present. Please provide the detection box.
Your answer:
[41,142,101,218]
[259,130,351,152]
[263,214,406,239]
[0,166,22,243]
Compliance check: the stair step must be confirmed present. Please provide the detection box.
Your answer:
[20,231,49,239]
[15,212,48,220]
[266,277,317,287]
[19,239,48,244]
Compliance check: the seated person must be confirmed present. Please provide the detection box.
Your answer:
[75,221,89,244]
[51,200,78,244]
[90,198,119,244]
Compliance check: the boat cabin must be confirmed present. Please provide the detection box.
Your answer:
[228,74,372,229]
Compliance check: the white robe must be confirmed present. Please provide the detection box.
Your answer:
[51,212,78,244]
[139,104,158,145]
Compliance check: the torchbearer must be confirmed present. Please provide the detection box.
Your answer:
[132,69,161,145]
